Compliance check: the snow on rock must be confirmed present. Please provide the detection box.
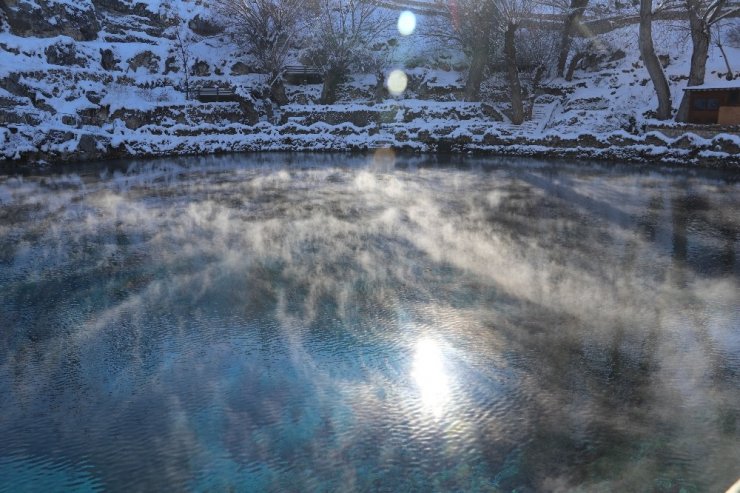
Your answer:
[0,0,738,167]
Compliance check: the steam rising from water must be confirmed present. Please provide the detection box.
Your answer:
[0,154,738,492]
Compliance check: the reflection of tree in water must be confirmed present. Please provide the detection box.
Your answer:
[491,169,739,492]
[0,157,738,491]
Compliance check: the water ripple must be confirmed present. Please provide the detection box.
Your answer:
[0,154,738,492]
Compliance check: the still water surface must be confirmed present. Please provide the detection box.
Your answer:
[0,154,738,492]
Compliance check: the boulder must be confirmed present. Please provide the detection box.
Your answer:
[75,133,108,160]
[45,40,87,67]
[192,60,210,76]
[163,55,178,74]
[91,0,157,19]
[2,0,99,41]
[127,50,160,74]
[100,48,120,71]
[231,62,253,76]
[188,14,223,36]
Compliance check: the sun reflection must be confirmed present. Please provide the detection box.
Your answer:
[411,338,450,416]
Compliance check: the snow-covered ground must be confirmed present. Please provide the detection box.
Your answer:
[0,0,738,166]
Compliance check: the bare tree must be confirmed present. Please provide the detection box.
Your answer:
[214,0,306,104]
[727,21,740,47]
[715,21,735,79]
[494,0,537,124]
[306,0,393,104]
[365,39,398,102]
[173,18,193,98]
[515,25,559,117]
[686,0,737,84]
[432,0,500,100]
[551,0,591,77]
[432,0,538,117]
[639,0,672,119]
[675,0,738,120]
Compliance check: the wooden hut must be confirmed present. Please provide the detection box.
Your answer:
[682,81,740,125]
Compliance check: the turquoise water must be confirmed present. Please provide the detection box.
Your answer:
[0,154,738,492]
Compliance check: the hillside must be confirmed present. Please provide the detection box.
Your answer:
[0,0,739,165]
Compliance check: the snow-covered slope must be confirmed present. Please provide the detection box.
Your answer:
[0,0,738,165]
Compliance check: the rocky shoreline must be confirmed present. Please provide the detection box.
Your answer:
[3,122,739,169]
[2,0,739,170]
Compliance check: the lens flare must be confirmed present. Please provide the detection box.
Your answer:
[397,10,416,36]
[372,147,396,170]
[386,70,408,97]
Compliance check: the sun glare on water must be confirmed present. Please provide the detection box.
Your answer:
[411,338,451,416]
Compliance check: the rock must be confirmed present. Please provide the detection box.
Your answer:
[127,51,160,74]
[644,133,669,147]
[91,0,157,19]
[576,134,608,148]
[44,129,75,146]
[188,14,223,36]
[45,40,87,67]
[111,103,257,131]
[279,108,379,127]
[481,103,505,121]
[671,135,697,150]
[163,56,178,75]
[231,62,253,76]
[192,60,210,76]
[77,105,109,126]
[609,49,626,62]
[100,49,120,71]
[3,0,99,41]
[712,135,740,155]
[85,91,102,105]
[0,72,30,99]
[76,133,101,159]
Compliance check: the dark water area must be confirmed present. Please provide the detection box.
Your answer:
[0,153,738,492]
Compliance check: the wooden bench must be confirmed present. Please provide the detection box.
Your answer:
[192,87,239,102]
[284,65,323,84]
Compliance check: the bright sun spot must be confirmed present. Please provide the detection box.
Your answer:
[387,70,408,96]
[411,338,450,415]
[397,10,416,36]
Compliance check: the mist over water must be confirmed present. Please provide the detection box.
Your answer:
[0,154,738,492]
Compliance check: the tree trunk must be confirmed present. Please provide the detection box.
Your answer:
[565,51,586,81]
[374,70,385,103]
[686,4,710,86]
[639,0,672,120]
[464,38,489,101]
[717,38,734,80]
[676,0,711,121]
[525,64,546,119]
[320,67,342,104]
[270,78,288,106]
[556,0,589,77]
[504,22,524,125]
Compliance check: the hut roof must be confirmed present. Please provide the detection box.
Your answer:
[684,80,740,91]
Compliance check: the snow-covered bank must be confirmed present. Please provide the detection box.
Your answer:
[1,0,739,168]
[3,117,738,168]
